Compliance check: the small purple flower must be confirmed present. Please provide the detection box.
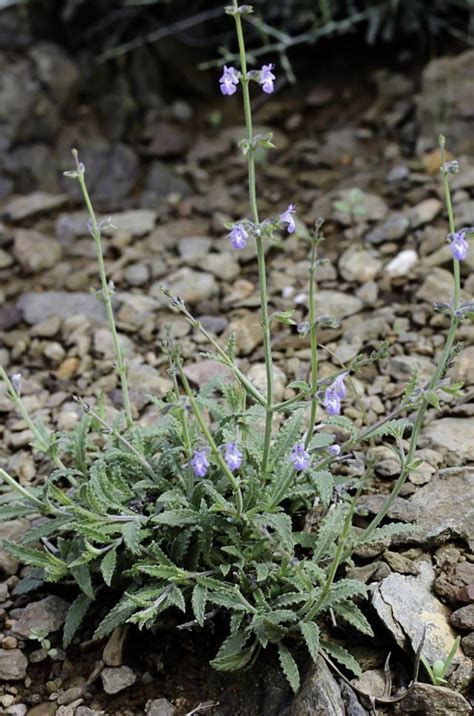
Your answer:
[229,223,248,250]
[323,394,341,416]
[448,231,469,261]
[224,443,242,472]
[259,64,276,94]
[10,373,22,395]
[190,450,209,478]
[219,66,240,96]
[331,373,348,400]
[279,204,296,234]
[328,444,341,457]
[290,443,310,472]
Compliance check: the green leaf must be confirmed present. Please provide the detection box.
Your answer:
[271,310,297,326]
[121,520,141,555]
[100,547,117,587]
[333,600,373,636]
[63,594,93,648]
[254,512,294,553]
[320,640,362,678]
[311,469,334,507]
[300,621,320,663]
[94,595,137,639]
[308,433,334,449]
[192,584,207,627]
[425,391,441,410]
[152,509,198,527]
[70,564,95,600]
[277,643,300,693]
[3,541,68,582]
[210,631,256,672]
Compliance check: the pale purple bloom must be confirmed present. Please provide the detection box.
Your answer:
[219,66,240,96]
[224,443,242,472]
[10,373,22,395]
[323,373,347,416]
[448,231,468,261]
[229,223,248,250]
[328,444,341,457]
[191,450,209,478]
[259,64,276,94]
[279,204,296,234]
[331,373,348,400]
[290,443,310,472]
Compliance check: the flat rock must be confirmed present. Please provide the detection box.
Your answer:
[223,311,263,356]
[394,682,471,715]
[450,604,474,631]
[385,249,418,277]
[422,421,474,463]
[338,248,382,283]
[14,229,62,273]
[365,212,410,244]
[1,192,67,221]
[408,198,442,228]
[418,267,455,304]
[285,655,346,715]
[145,699,176,716]
[0,519,30,575]
[11,595,70,638]
[151,267,218,306]
[372,561,460,664]
[106,209,157,236]
[184,360,232,387]
[0,648,28,680]
[385,354,436,385]
[355,494,419,523]
[101,665,136,694]
[310,290,363,320]
[18,292,107,325]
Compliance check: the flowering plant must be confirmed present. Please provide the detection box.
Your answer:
[0,0,471,697]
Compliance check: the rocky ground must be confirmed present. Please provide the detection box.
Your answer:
[0,15,473,715]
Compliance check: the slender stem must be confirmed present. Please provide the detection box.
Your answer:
[178,364,244,516]
[233,3,274,477]
[0,467,44,510]
[170,372,194,499]
[305,242,319,448]
[73,151,133,429]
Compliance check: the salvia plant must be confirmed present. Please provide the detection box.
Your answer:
[0,1,472,695]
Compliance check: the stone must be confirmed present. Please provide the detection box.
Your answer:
[18,292,107,325]
[178,236,212,259]
[184,360,232,388]
[355,494,418,523]
[224,311,262,356]
[384,249,418,277]
[201,252,240,282]
[450,345,474,385]
[0,648,28,680]
[418,267,455,304]
[364,212,410,244]
[141,160,190,208]
[145,699,176,716]
[309,290,363,320]
[0,519,30,575]
[26,705,57,716]
[461,632,474,657]
[385,354,436,385]
[434,561,474,603]
[383,550,418,575]
[338,248,382,283]
[333,188,388,225]
[30,315,61,338]
[247,363,287,402]
[286,655,345,715]
[450,604,474,631]
[107,209,157,236]
[372,561,460,665]
[93,327,134,360]
[408,198,442,228]
[394,682,471,715]
[124,263,150,287]
[151,268,217,306]
[1,192,68,221]
[57,686,85,705]
[422,420,474,463]
[144,121,190,158]
[101,665,136,694]
[127,362,171,399]
[0,248,13,267]
[11,595,70,638]
[103,625,129,667]
[13,229,62,273]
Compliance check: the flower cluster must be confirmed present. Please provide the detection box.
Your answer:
[190,443,243,478]
[290,443,310,472]
[227,204,296,250]
[229,224,249,250]
[224,443,243,472]
[448,231,469,261]
[323,373,347,416]
[190,450,209,478]
[219,63,276,96]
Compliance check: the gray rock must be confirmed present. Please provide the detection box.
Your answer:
[29,42,79,108]
[107,209,157,236]
[408,198,442,228]
[145,698,176,716]
[394,682,471,715]
[372,561,461,664]
[450,345,474,385]
[151,267,218,306]
[450,604,474,631]
[355,494,418,523]
[124,263,150,287]
[418,267,455,304]
[101,665,136,694]
[409,468,474,549]
[178,236,212,259]
[309,290,363,320]
[247,363,287,402]
[0,519,30,575]
[11,595,70,638]
[365,212,410,244]
[1,191,67,221]
[141,160,190,208]
[286,655,345,715]
[223,311,263,356]
[184,360,232,388]
[461,631,474,656]
[13,229,62,273]
[0,648,28,680]
[338,248,382,283]
[103,625,129,667]
[422,421,474,463]
[18,291,107,325]
[333,188,388,225]
[384,249,418,277]
[385,354,436,385]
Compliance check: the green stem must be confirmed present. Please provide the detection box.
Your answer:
[171,372,194,499]
[0,467,44,510]
[233,4,274,477]
[178,364,244,516]
[305,242,319,448]
[73,151,133,429]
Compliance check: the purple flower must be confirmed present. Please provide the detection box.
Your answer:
[328,444,341,457]
[219,66,240,96]
[332,373,348,400]
[190,450,209,478]
[10,373,22,395]
[279,204,296,234]
[448,231,468,261]
[224,443,242,472]
[259,64,276,94]
[229,223,249,250]
[323,373,347,416]
[290,443,310,472]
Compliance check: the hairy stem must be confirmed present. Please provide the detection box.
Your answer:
[0,466,44,510]
[305,241,319,448]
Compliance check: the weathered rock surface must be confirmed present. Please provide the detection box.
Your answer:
[11,595,70,637]
[394,682,471,715]
[0,648,28,680]
[101,665,137,694]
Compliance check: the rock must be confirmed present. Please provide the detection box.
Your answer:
[408,198,442,228]
[57,686,85,705]
[11,595,70,638]
[0,648,28,680]
[93,327,134,360]
[127,362,171,400]
[422,419,474,463]
[144,121,191,158]
[107,209,157,236]
[124,263,150,287]
[145,698,176,716]
[450,345,474,385]
[364,212,410,244]
[384,249,418,277]
[355,494,418,523]
[247,363,287,402]
[151,267,218,306]
[27,705,59,716]
[141,160,190,208]
[101,665,136,694]
[1,192,68,221]
[352,668,386,699]
[17,292,107,325]
[383,550,418,575]
[30,315,62,338]
[309,290,363,320]
[418,267,455,304]
[417,49,474,154]
[224,311,262,356]
[13,229,62,273]
[184,360,232,388]
[201,253,240,282]
[333,188,388,225]
[0,519,30,575]
[286,655,345,715]
[394,682,471,715]
[178,236,212,259]
[461,632,474,657]
[450,604,474,631]
[338,248,382,283]
[373,561,461,664]
[103,625,129,667]
[434,561,474,603]
[385,354,436,385]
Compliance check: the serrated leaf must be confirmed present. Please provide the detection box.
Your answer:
[333,600,373,636]
[308,433,335,449]
[71,564,95,599]
[121,520,141,555]
[63,594,92,648]
[311,469,334,507]
[320,640,362,678]
[100,547,117,587]
[425,390,441,410]
[94,595,137,639]
[278,643,300,693]
[210,631,256,672]
[152,509,198,527]
[192,583,207,627]
[254,512,294,553]
[300,621,320,662]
